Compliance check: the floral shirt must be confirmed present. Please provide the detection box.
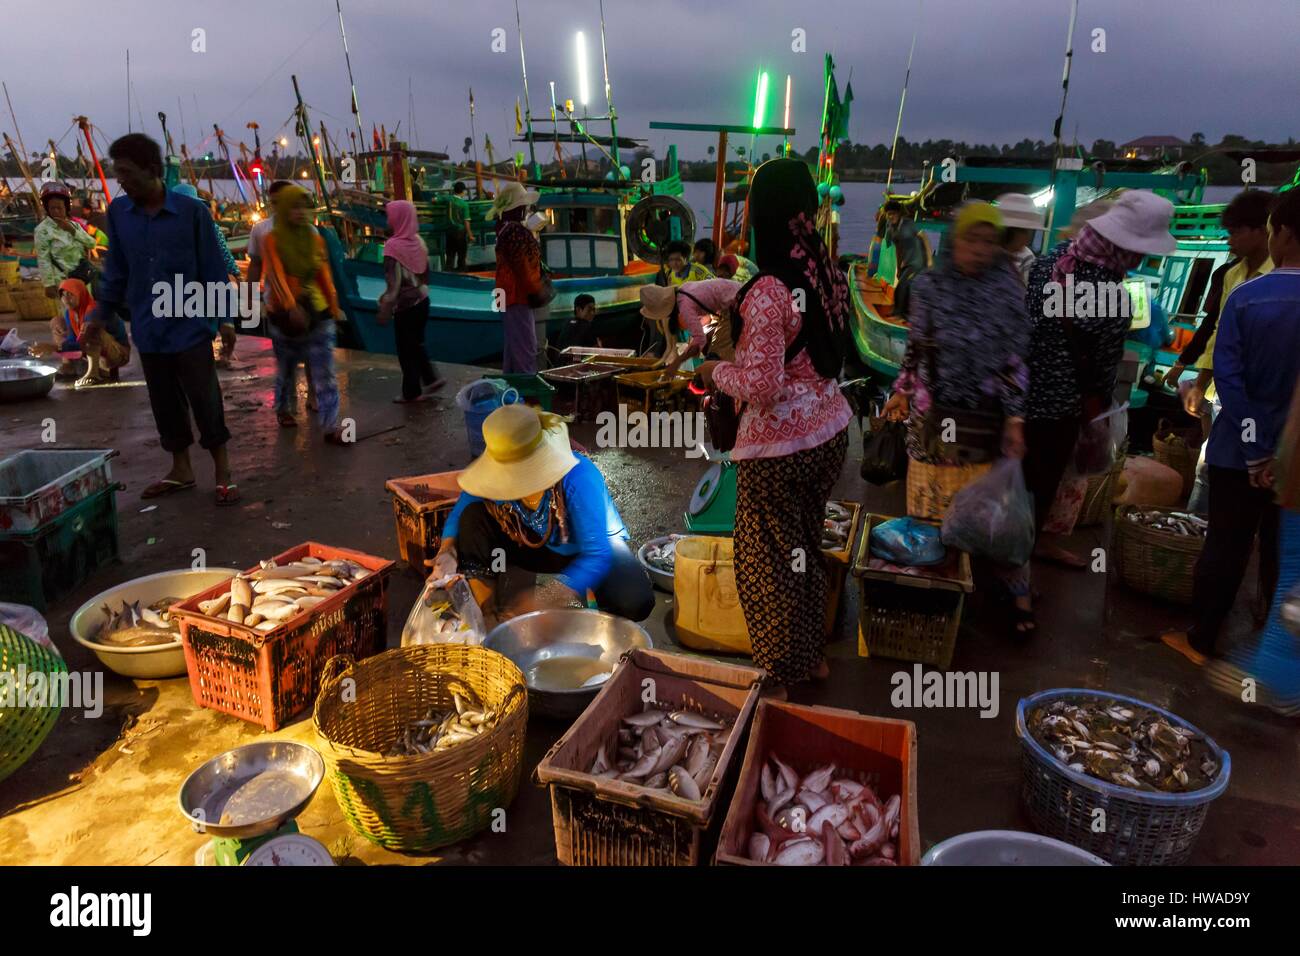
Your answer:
[712,275,852,460]
[1025,242,1131,421]
[33,217,96,286]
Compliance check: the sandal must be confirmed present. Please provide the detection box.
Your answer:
[323,430,349,446]
[1009,605,1038,641]
[276,411,298,428]
[423,379,448,394]
[392,394,427,404]
[215,483,241,506]
[141,478,196,499]
[74,372,111,389]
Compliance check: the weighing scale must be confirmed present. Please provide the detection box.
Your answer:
[684,442,737,535]
[179,741,334,866]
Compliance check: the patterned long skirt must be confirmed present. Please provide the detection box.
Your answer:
[734,428,848,685]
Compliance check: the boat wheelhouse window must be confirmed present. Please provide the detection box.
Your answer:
[593,240,619,270]
[568,208,592,233]
[1177,257,1215,317]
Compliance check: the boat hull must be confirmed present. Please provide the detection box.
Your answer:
[847,260,907,384]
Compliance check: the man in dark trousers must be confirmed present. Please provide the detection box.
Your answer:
[1163,189,1300,663]
[83,133,240,504]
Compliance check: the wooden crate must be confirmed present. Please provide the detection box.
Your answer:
[716,699,920,865]
[384,470,463,571]
[534,648,765,866]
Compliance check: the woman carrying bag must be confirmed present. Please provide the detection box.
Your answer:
[692,159,853,691]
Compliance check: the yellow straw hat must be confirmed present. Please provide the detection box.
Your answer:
[458,404,578,501]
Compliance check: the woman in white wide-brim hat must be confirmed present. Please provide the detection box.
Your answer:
[431,403,654,621]
[1000,189,1176,638]
[995,192,1047,284]
[489,180,545,374]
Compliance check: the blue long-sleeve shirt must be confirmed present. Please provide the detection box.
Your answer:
[442,454,627,595]
[1207,268,1300,470]
[91,189,231,353]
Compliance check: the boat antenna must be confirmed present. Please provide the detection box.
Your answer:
[515,0,539,178]
[1045,0,1080,237]
[126,49,131,132]
[885,0,922,194]
[598,0,620,175]
[335,0,368,178]
[468,87,483,196]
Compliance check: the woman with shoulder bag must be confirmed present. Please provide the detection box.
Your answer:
[882,202,1031,516]
[1006,191,1176,632]
[692,159,853,691]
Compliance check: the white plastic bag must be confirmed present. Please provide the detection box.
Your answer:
[941,459,1036,566]
[401,575,487,646]
[0,602,60,658]
[1074,403,1129,477]
[0,329,29,356]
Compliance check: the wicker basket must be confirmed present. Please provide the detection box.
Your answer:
[0,286,15,313]
[1075,460,1123,528]
[1016,689,1229,865]
[313,643,528,853]
[0,624,66,783]
[0,260,19,285]
[905,458,991,521]
[1152,421,1200,501]
[13,290,59,321]
[1115,506,1204,604]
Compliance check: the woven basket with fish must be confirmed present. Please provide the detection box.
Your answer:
[1115,506,1206,604]
[1016,689,1229,865]
[314,643,528,852]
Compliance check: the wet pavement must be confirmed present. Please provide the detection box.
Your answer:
[0,317,1296,865]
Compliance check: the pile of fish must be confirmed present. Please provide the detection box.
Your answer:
[822,502,854,552]
[1027,696,1220,793]
[587,706,732,802]
[746,755,901,865]
[197,556,370,632]
[1123,509,1208,538]
[642,534,684,575]
[384,684,500,757]
[95,597,183,647]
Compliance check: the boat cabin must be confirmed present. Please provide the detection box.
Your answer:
[534,190,630,277]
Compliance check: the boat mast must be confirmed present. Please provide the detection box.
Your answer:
[468,88,483,196]
[291,74,334,219]
[885,1,922,194]
[126,49,131,132]
[334,0,368,181]
[599,0,620,175]
[3,83,42,215]
[1045,0,1081,240]
[515,0,539,178]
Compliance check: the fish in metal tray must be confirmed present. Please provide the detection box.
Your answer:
[96,597,183,646]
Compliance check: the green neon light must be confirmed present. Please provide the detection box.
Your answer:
[752,71,769,130]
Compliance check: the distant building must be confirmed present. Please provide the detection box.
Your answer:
[1119,135,1189,161]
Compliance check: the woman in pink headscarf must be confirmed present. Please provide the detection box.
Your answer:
[378,199,444,402]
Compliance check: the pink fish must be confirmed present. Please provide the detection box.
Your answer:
[773,837,825,866]
[823,822,849,866]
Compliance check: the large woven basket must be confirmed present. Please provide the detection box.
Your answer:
[905,458,992,521]
[0,624,66,784]
[13,289,59,321]
[313,644,528,852]
[1114,506,1204,604]
[1152,421,1200,501]
[1076,454,1125,528]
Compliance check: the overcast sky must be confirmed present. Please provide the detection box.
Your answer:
[3,0,1296,163]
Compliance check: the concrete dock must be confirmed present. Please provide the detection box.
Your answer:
[1,319,1295,865]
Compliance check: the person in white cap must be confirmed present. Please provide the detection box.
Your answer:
[1001,190,1176,638]
[995,192,1047,284]
[488,180,544,372]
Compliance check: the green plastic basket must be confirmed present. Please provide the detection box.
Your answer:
[0,624,67,784]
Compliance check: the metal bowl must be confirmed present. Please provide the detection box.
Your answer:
[178,742,325,840]
[0,359,58,402]
[484,609,652,720]
[637,535,678,593]
[69,568,240,679]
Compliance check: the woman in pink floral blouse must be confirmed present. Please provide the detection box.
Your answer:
[695,159,853,689]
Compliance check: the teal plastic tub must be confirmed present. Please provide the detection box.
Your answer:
[0,484,122,611]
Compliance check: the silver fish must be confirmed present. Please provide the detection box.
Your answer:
[669,765,701,801]
[767,786,796,818]
[669,711,724,731]
[684,735,710,777]
[644,771,667,789]
[748,833,771,863]
[651,734,688,775]
[625,752,658,778]
[774,838,824,866]
[796,789,829,814]
[623,710,667,727]
[800,763,836,794]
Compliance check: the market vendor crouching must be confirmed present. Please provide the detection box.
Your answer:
[433,404,654,622]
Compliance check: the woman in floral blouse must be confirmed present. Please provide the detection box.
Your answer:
[694,159,853,690]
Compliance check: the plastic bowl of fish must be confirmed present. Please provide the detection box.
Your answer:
[484,609,652,720]
[637,534,683,592]
[921,830,1108,866]
[69,568,241,679]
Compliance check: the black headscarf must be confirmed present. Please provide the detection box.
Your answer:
[741,159,849,378]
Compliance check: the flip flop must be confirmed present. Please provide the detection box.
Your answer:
[1160,630,1208,667]
[141,478,196,499]
[392,394,428,404]
[215,483,241,506]
[276,411,298,428]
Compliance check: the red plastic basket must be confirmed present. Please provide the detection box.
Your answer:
[173,542,395,731]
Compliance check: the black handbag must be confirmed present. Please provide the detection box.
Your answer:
[701,323,809,453]
[861,418,908,484]
[68,257,99,286]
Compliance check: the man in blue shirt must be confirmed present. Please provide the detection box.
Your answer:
[84,134,240,505]
[1164,189,1300,662]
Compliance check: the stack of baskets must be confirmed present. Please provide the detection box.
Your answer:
[313,644,528,852]
[0,260,18,313]
[11,280,58,321]
[0,624,66,784]
[1115,505,1204,603]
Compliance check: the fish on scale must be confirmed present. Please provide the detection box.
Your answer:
[587,705,732,802]
[197,556,370,631]
[747,754,902,866]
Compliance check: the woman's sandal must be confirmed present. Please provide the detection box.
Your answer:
[1009,605,1038,640]
[323,430,348,446]
[215,483,241,506]
[276,411,297,428]
[392,394,427,404]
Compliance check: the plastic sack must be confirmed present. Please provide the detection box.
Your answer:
[940,458,1035,566]
[861,419,908,485]
[0,602,59,657]
[869,517,947,567]
[1074,403,1128,477]
[0,329,29,356]
[401,575,488,646]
